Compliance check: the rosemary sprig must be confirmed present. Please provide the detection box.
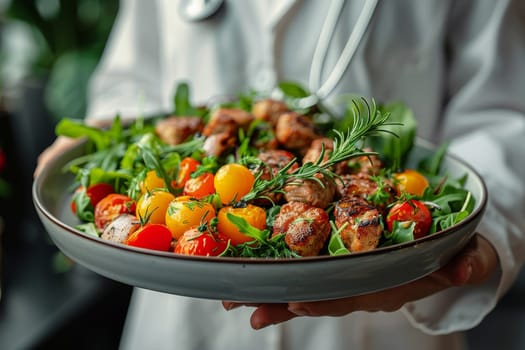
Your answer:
[241,98,398,202]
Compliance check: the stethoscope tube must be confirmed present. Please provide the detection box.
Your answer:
[310,0,378,100]
[178,0,378,101]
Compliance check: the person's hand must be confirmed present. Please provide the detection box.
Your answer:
[34,119,110,178]
[34,136,81,178]
[222,234,498,330]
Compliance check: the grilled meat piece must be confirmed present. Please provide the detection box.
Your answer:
[302,137,333,165]
[250,149,298,205]
[334,196,383,252]
[336,173,396,212]
[284,173,336,209]
[275,112,320,153]
[155,116,204,145]
[256,149,298,179]
[202,132,237,157]
[101,214,140,244]
[346,149,383,176]
[273,201,331,257]
[252,99,290,127]
[202,108,254,136]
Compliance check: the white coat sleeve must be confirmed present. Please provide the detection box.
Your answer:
[402,0,525,334]
[85,0,164,121]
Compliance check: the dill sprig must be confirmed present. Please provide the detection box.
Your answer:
[241,98,398,202]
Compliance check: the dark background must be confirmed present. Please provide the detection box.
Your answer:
[0,1,524,349]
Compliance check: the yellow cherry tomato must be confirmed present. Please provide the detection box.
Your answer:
[136,190,175,225]
[394,169,430,197]
[140,170,166,193]
[214,163,255,204]
[217,204,266,245]
[165,196,216,240]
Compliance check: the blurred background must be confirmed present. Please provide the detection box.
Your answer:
[0,1,133,349]
[0,1,524,349]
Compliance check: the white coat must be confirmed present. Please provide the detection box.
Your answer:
[86,1,525,349]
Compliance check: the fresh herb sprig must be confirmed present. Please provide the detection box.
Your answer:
[241,98,398,202]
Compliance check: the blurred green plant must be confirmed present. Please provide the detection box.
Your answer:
[4,0,118,119]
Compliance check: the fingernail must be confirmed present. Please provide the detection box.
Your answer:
[223,302,239,311]
[466,263,473,281]
[288,306,308,316]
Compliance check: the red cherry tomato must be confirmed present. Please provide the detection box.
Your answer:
[173,157,200,189]
[183,172,215,199]
[94,194,136,231]
[125,223,173,251]
[174,228,229,256]
[71,183,115,214]
[386,199,432,239]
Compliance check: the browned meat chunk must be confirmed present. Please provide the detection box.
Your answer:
[273,202,331,257]
[336,173,396,212]
[101,214,140,244]
[334,197,383,252]
[155,116,204,145]
[346,149,383,175]
[302,137,333,165]
[256,149,298,179]
[202,108,254,136]
[284,173,336,209]
[202,132,237,157]
[250,149,299,205]
[252,99,290,127]
[275,112,320,152]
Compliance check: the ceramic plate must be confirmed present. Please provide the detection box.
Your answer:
[33,140,487,302]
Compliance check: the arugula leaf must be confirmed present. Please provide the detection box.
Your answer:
[277,81,310,98]
[381,221,415,246]
[55,118,109,150]
[224,213,298,258]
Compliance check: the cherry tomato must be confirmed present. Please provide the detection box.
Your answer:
[386,199,432,239]
[173,157,200,189]
[165,196,216,240]
[140,170,166,193]
[217,204,266,245]
[394,169,429,197]
[214,163,255,204]
[94,194,136,230]
[125,223,173,251]
[136,190,176,225]
[183,172,215,199]
[174,228,229,256]
[71,183,114,214]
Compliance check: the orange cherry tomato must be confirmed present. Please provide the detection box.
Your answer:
[94,194,136,231]
[136,190,176,225]
[386,199,432,239]
[173,157,200,189]
[174,228,229,256]
[214,163,255,204]
[394,169,429,197]
[217,204,266,245]
[140,170,166,193]
[125,223,173,251]
[183,172,215,199]
[165,196,216,240]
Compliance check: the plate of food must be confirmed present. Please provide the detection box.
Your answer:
[33,83,487,302]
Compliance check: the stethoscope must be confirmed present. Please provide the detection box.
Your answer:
[178,0,378,102]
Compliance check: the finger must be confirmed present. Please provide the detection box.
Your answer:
[433,234,498,286]
[222,301,262,310]
[250,303,297,330]
[34,136,79,178]
[285,268,456,318]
